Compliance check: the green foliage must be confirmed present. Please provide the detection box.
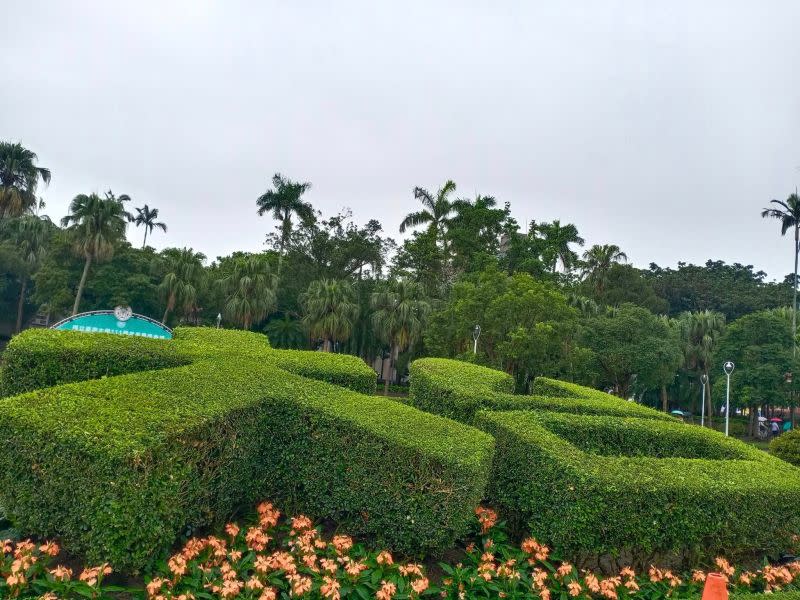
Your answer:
[581,303,683,398]
[0,327,493,571]
[0,141,50,218]
[648,260,789,320]
[267,347,376,394]
[713,309,799,410]
[425,269,587,384]
[476,408,800,561]
[300,278,359,351]
[771,429,800,466]
[409,357,675,424]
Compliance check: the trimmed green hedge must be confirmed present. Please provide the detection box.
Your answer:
[0,328,493,571]
[771,429,800,467]
[409,358,675,423]
[475,409,800,560]
[0,328,189,397]
[268,348,376,394]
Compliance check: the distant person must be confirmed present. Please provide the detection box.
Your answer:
[771,421,781,437]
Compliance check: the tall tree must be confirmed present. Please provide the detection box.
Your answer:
[399,180,457,244]
[761,192,800,355]
[133,204,167,248]
[264,314,306,349]
[0,142,51,219]
[256,173,314,274]
[300,279,359,351]
[60,192,130,315]
[218,254,277,329]
[582,244,628,295]
[2,215,53,331]
[677,310,726,424]
[537,220,585,274]
[371,280,430,394]
[158,248,206,324]
[446,195,509,273]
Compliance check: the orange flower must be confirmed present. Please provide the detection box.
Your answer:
[376,550,394,565]
[1,539,12,554]
[146,577,168,597]
[168,554,188,577]
[259,588,278,600]
[714,557,735,577]
[5,573,26,587]
[288,574,312,596]
[376,580,397,600]
[246,577,265,590]
[692,570,706,583]
[225,523,240,538]
[246,527,271,551]
[411,577,429,594]
[39,541,59,557]
[619,567,635,579]
[331,535,353,554]
[50,565,73,582]
[321,575,341,600]
[567,581,582,597]
[474,506,498,533]
[399,563,424,578]
[557,562,574,578]
[585,573,601,593]
[291,515,313,532]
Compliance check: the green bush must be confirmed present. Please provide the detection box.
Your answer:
[772,429,800,466]
[0,328,493,572]
[409,357,675,424]
[0,328,188,396]
[732,594,800,600]
[267,348,376,394]
[475,409,800,561]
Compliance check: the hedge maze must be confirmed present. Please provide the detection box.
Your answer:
[1,333,799,572]
[411,358,800,563]
[0,329,493,571]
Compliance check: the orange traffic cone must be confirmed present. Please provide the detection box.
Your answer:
[702,573,729,600]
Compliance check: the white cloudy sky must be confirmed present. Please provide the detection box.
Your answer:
[2,1,799,278]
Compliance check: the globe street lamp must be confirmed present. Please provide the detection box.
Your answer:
[723,361,735,436]
[700,373,708,427]
[472,324,481,355]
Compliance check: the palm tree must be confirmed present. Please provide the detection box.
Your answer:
[300,279,359,351]
[762,192,800,354]
[677,310,726,425]
[133,204,167,248]
[218,254,277,329]
[581,244,628,295]
[537,220,585,274]
[159,248,206,324]
[371,280,431,395]
[264,314,306,349]
[60,192,130,315]
[256,174,314,274]
[0,142,51,219]
[2,215,53,332]
[399,180,458,244]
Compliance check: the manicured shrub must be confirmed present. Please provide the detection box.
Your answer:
[409,357,675,424]
[771,429,800,467]
[0,328,188,397]
[267,348,376,394]
[0,327,493,572]
[475,409,800,562]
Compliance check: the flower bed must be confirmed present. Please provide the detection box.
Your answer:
[2,501,798,599]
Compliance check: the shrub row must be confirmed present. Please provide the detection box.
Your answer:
[0,328,493,572]
[409,357,675,424]
[771,429,800,467]
[475,409,800,562]
[267,348,376,394]
[0,328,188,397]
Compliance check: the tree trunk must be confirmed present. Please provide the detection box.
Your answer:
[15,277,27,333]
[793,226,798,357]
[661,384,669,412]
[704,371,714,426]
[72,254,93,316]
[142,228,148,249]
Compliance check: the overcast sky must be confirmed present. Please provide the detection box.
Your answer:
[3,1,799,279]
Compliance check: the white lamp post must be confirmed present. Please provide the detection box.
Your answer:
[723,361,735,436]
[216,313,222,329]
[700,373,708,427]
[472,324,481,354]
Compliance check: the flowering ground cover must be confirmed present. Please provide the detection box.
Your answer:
[2,501,798,599]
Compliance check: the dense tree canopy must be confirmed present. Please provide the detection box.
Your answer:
[2,140,798,417]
